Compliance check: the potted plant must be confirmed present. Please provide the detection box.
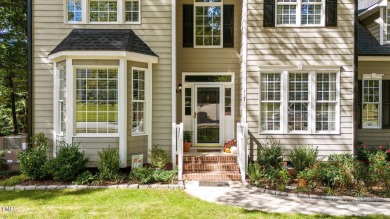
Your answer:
[183,131,192,152]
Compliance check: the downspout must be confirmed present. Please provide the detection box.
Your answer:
[27,0,33,143]
[171,0,177,164]
[380,7,384,45]
[353,0,358,154]
[241,0,248,124]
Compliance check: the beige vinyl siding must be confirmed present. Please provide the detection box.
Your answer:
[33,0,172,162]
[246,0,354,159]
[358,61,390,146]
[72,137,119,166]
[176,0,242,127]
[362,12,381,42]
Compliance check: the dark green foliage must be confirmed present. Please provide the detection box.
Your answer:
[149,145,169,169]
[289,146,318,172]
[0,151,7,173]
[257,137,283,170]
[129,168,177,184]
[47,142,89,181]
[18,133,49,180]
[73,171,97,185]
[183,131,192,142]
[97,147,121,181]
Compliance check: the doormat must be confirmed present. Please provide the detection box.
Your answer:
[197,149,222,153]
[199,181,229,187]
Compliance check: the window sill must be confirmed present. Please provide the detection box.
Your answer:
[74,134,119,138]
[132,133,147,137]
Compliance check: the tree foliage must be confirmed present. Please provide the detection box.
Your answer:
[0,0,27,135]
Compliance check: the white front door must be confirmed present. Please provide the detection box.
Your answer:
[194,85,223,146]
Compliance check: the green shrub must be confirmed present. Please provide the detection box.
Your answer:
[246,162,264,185]
[0,151,7,173]
[0,174,28,186]
[257,137,283,170]
[149,145,169,169]
[368,150,390,190]
[73,171,97,185]
[98,147,121,181]
[129,168,177,184]
[18,133,49,180]
[289,145,318,172]
[47,142,89,181]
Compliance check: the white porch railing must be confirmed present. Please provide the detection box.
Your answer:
[172,123,183,181]
[237,122,248,183]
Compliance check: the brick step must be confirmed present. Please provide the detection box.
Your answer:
[183,155,237,163]
[183,163,239,172]
[182,171,241,181]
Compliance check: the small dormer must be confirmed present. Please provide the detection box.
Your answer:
[358,0,388,45]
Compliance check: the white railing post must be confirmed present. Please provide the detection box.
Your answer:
[237,122,248,183]
[177,123,184,181]
[172,123,177,169]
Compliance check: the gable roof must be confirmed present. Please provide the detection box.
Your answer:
[358,0,379,13]
[49,29,158,57]
[358,22,390,56]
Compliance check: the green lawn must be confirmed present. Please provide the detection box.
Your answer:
[0,189,386,219]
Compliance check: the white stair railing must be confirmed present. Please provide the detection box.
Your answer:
[237,122,248,183]
[172,123,184,180]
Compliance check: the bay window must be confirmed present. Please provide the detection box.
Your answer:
[132,68,146,135]
[260,70,339,134]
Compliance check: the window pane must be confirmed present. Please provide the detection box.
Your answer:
[261,103,281,131]
[125,0,140,22]
[288,73,309,131]
[76,68,118,133]
[194,5,222,47]
[362,78,381,128]
[185,88,192,116]
[132,69,146,134]
[276,5,297,25]
[316,103,336,131]
[89,0,117,22]
[260,73,282,131]
[301,4,322,25]
[68,0,82,22]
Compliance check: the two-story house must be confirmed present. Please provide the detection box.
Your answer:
[28,0,355,180]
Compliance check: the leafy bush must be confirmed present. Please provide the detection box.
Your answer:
[368,150,390,189]
[18,133,49,180]
[246,162,264,185]
[129,168,177,184]
[257,137,283,170]
[149,145,169,169]
[73,171,97,185]
[98,147,121,181]
[0,174,28,186]
[0,151,7,173]
[47,142,89,181]
[289,145,318,172]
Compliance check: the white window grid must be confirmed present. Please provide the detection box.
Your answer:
[194,0,223,48]
[275,0,324,27]
[58,68,66,135]
[260,73,282,132]
[132,69,146,135]
[67,0,83,22]
[316,73,337,131]
[387,9,390,42]
[89,0,118,22]
[75,68,119,134]
[225,87,232,115]
[125,0,140,23]
[185,88,192,116]
[362,79,381,128]
[288,73,309,131]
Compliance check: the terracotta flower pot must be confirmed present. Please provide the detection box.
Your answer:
[184,141,191,152]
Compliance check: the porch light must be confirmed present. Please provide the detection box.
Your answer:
[176,83,182,93]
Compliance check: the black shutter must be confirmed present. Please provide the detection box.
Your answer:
[183,5,194,47]
[263,0,275,27]
[383,81,390,129]
[357,80,362,129]
[223,5,234,48]
[325,0,337,27]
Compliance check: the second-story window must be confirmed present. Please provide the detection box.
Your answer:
[68,0,82,22]
[194,0,223,47]
[125,0,140,23]
[90,0,118,22]
[275,0,324,26]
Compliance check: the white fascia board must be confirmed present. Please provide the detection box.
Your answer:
[258,65,341,71]
[359,56,390,61]
[358,4,380,20]
[48,51,159,63]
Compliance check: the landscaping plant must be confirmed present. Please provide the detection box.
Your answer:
[0,151,7,173]
[288,145,318,172]
[47,142,88,181]
[257,137,283,170]
[73,171,98,185]
[246,162,264,185]
[149,144,169,169]
[18,133,49,180]
[97,147,121,181]
[368,149,390,192]
[0,174,28,186]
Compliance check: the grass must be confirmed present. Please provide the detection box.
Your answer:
[0,189,386,219]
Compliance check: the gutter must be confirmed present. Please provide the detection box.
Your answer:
[27,0,33,142]
[353,0,358,155]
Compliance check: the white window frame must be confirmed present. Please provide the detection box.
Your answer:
[74,66,120,137]
[131,67,148,136]
[124,0,141,24]
[259,69,340,134]
[259,72,282,133]
[275,0,325,27]
[89,0,119,23]
[194,0,224,48]
[66,0,83,23]
[64,0,142,24]
[386,7,390,43]
[362,73,383,129]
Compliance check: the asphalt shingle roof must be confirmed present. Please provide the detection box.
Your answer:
[49,29,158,57]
[358,22,390,55]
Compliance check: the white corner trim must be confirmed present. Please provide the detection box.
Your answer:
[241,0,248,124]
[147,63,153,157]
[48,51,158,64]
[53,62,58,157]
[119,59,128,167]
[171,0,177,165]
[363,73,384,79]
[65,58,74,145]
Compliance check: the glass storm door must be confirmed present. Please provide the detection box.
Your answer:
[194,86,222,146]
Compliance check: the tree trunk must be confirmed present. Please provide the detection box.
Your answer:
[9,76,18,134]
